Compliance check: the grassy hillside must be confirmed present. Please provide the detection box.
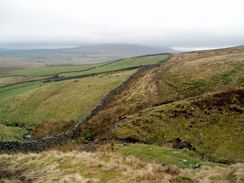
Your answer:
[84,46,244,138]
[156,46,244,101]
[1,145,243,183]
[0,81,44,101]
[0,70,134,140]
[111,89,244,162]
[0,75,44,87]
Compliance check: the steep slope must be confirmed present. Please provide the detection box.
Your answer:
[84,46,244,139]
[111,89,244,162]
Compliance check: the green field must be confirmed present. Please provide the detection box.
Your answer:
[10,54,169,78]
[0,81,43,101]
[62,54,169,77]
[115,143,217,168]
[0,54,169,87]
[0,75,45,85]
[0,70,135,140]
[13,64,100,76]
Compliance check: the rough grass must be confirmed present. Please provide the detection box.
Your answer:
[112,89,244,162]
[32,120,76,138]
[0,148,243,183]
[115,143,207,168]
[157,46,244,101]
[0,70,134,140]
[86,67,162,136]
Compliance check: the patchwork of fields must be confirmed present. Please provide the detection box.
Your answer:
[0,53,170,141]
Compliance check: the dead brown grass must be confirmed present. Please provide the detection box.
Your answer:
[0,149,243,183]
[32,120,76,138]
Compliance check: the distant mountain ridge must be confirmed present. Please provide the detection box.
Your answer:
[0,44,175,65]
[69,44,176,55]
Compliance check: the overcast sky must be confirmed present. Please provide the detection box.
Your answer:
[1,0,244,49]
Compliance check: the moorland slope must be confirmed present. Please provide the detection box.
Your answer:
[82,46,244,163]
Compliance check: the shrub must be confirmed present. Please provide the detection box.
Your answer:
[82,129,95,140]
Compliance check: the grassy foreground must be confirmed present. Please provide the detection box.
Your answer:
[0,143,243,183]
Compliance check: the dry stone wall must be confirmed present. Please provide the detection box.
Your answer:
[0,59,168,152]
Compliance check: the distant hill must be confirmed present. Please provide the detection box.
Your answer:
[69,44,175,55]
[0,44,175,65]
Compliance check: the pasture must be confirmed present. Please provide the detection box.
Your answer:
[0,70,134,140]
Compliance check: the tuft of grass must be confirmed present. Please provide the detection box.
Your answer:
[82,129,96,140]
[171,176,194,183]
[0,124,26,141]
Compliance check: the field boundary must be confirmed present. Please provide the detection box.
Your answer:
[0,56,169,89]
[0,66,142,90]
[0,56,171,152]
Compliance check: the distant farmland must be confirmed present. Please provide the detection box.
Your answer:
[0,54,169,87]
[14,54,169,77]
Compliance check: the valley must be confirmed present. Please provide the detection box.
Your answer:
[0,46,243,183]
